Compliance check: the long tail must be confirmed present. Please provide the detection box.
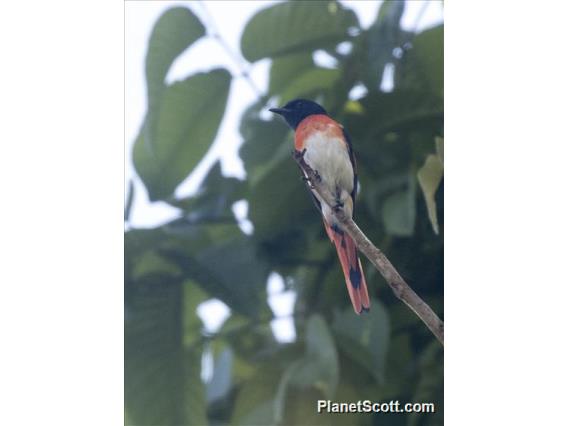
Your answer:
[325,222,370,314]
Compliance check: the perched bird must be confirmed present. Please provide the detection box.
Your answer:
[270,99,370,314]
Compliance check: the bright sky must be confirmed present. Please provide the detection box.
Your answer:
[125,0,443,341]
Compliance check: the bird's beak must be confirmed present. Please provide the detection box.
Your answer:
[269,107,290,115]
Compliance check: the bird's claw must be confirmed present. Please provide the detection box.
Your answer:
[293,149,307,161]
[301,175,312,186]
[294,149,321,185]
[313,169,322,183]
[332,201,344,213]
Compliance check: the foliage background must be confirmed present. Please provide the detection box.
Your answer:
[125,1,444,425]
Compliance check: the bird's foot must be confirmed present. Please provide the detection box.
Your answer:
[301,175,315,189]
[293,149,307,161]
[332,201,344,213]
[313,169,322,183]
[294,149,321,185]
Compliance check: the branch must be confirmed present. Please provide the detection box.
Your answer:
[197,1,263,99]
[293,150,444,345]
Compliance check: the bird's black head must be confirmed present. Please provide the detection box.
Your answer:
[269,99,327,129]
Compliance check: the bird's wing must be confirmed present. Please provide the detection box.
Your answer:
[342,127,358,207]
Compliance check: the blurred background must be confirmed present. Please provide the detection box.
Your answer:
[125,1,444,425]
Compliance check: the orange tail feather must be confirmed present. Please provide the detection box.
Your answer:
[325,222,370,314]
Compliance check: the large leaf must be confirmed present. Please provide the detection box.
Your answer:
[124,179,134,222]
[231,366,282,426]
[168,161,246,224]
[268,50,340,102]
[382,171,417,236]
[361,0,406,90]
[237,401,276,426]
[125,228,181,306]
[145,6,205,110]
[184,349,209,426]
[268,53,313,96]
[162,223,269,317]
[126,220,269,318]
[190,236,270,318]
[134,69,231,201]
[144,7,206,153]
[182,280,208,348]
[412,25,444,95]
[346,89,443,138]
[384,332,414,397]
[241,1,359,61]
[332,298,390,383]
[397,24,444,96]
[280,67,341,102]
[409,340,444,426]
[124,277,208,426]
[274,315,339,423]
[417,138,444,234]
[238,102,290,185]
[292,315,339,395]
[131,250,182,281]
[239,103,320,244]
[125,228,208,425]
[247,155,319,242]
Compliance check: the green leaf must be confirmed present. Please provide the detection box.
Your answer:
[346,90,443,137]
[192,237,269,318]
[247,154,318,241]
[294,314,339,396]
[435,135,444,164]
[382,171,417,236]
[409,340,444,426]
[384,333,414,396]
[125,277,208,426]
[131,250,183,281]
[232,360,256,387]
[332,298,390,383]
[267,51,340,102]
[398,24,444,96]
[159,229,269,318]
[238,401,276,426]
[412,25,444,95]
[269,53,313,96]
[239,103,318,242]
[274,315,339,423]
[231,366,282,426]
[125,231,211,425]
[361,0,406,90]
[239,102,291,186]
[133,69,231,201]
[241,1,359,62]
[280,67,341,102]
[182,280,208,347]
[145,6,205,110]
[417,147,443,234]
[126,221,268,318]
[124,179,135,222]
[185,349,209,426]
[168,161,245,223]
[376,0,405,23]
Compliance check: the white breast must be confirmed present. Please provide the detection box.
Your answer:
[303,131,354,205]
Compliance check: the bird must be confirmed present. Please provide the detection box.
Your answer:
[269,99,370,314]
